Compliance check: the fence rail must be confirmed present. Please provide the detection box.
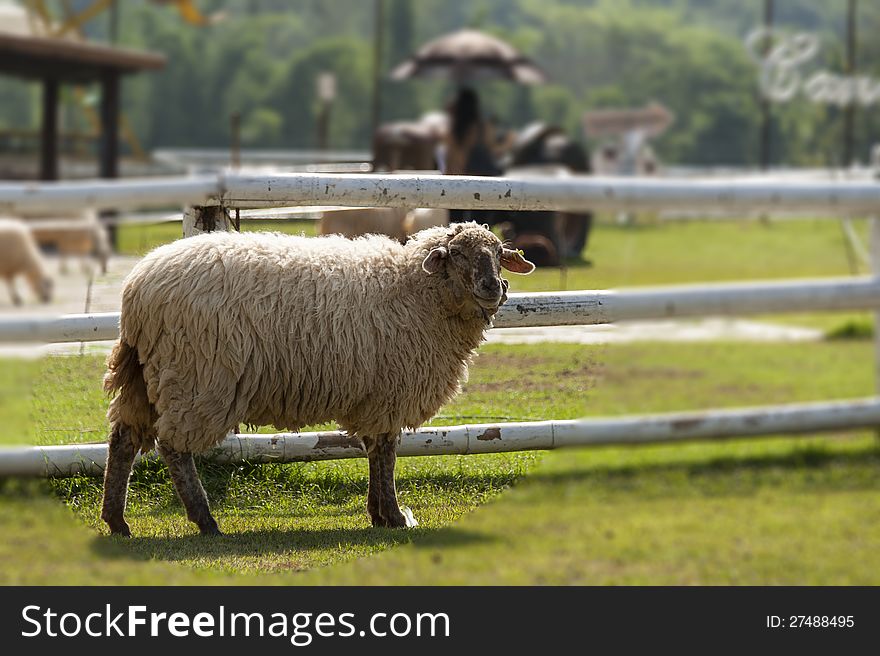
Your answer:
[1,170,879,476]
[4,397,879,478]
[3,171,880,214]
[2,277,879,344]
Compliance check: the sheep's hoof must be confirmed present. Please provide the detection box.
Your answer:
[401,506,419,528]
[199,523,223,537]
[372,507,418,528]
[107,522,132,538]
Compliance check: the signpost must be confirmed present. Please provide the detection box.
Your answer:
[582,102,675,178]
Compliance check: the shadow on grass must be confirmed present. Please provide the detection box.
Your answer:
[91,525,493,563]
[114,459,528,511]
[524,443,880,496]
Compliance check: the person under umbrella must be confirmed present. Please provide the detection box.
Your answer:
[391,29,545,219]
[442,87,514,221]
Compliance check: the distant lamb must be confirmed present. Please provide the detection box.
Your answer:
[319,206,449,242]
[318,206,410,242]
[30,215,111,274]
[101,222,534,536]
[0,218,53,305]
[403,207,449,235]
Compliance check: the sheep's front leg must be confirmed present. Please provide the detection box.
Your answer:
[5,279,21,306]
[364,434,417,528]
[101,422,138,536]
[157,444,222,536]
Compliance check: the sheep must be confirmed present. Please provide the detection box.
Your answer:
[318,206,410,242]
[28,214,111,274]
[100,222,534,536]
[403,207,449,236]
[319,206,448,243]
[0,218,53,306]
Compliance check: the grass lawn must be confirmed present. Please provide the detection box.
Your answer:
[1,341,878,584]
[0,215,877,584]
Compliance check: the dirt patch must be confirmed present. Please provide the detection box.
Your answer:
[599,366,705,384]
[467,351,603,394]
[469,377,598,395]
[712,383,794,397]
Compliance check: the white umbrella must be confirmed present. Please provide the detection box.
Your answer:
[391,28,546,85]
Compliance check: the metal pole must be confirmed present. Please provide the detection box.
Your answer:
[843,0,857,167]
[371,0,385,137]
[99,71,120,248]
[5,276,880,344]
[8,173,880,215]
[759,0,774,170]
[230,112,241,169]
[317,101,330,151]
[39,77,59,181]
[4,397,880,477]
[872,215,880,439]
[217,171,880,214]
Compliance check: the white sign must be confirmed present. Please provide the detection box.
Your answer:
[745,27,880,107]
[317,72,337,102]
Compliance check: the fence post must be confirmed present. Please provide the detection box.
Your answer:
[182,205,233,237]
[872,216,880,440]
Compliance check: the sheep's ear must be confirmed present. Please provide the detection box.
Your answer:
[422,246,448,274]
[500,248,535,274]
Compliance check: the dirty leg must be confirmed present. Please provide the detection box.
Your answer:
[364,435,416,528]
[364,437,384,526]
[101,423,138,536]
[157,444,221,536]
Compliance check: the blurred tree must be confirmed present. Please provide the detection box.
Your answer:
[1,0,875,166]
[272,38,373,149]
[383,0,421,122]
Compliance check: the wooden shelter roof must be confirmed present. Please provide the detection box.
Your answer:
[0,31,166,82]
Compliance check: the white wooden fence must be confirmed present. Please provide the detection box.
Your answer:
[4,170,880,214]
[1,171,878,477]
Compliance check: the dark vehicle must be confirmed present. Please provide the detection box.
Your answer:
[499,122,593,266]
[372,119,592,266]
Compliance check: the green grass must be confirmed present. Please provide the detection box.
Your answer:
[513,216,871,334]
[0,216,877,584]
[119,215,864,288]
[514,217,865,291]
[1,341,879,584]
[300,437,880,585]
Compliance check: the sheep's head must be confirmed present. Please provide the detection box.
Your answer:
[421,222,534,318]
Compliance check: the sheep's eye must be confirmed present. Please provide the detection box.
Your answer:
[450,248,464,258]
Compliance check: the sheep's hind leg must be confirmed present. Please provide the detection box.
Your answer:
[365,434,417,528]
[364,437,384,526]
[101,423,138,536]
[157,444,221,536]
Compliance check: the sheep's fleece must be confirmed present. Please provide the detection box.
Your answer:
[107,223,517,454]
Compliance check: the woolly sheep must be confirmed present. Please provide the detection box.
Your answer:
[29,214,111,274]
[0,218,53,305]
[403,207,449,235]
[101,222,535,536]
[318,206,410,242]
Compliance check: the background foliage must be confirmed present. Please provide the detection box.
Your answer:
[1,0,879,165]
